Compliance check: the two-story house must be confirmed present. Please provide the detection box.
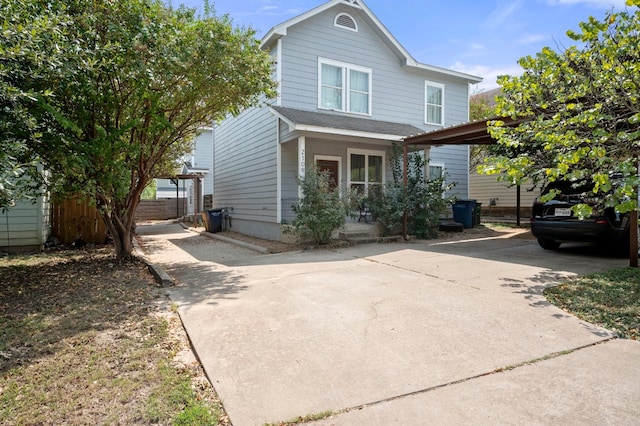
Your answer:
[212,0,481,240]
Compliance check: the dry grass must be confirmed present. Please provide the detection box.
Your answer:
[0,247,228,425]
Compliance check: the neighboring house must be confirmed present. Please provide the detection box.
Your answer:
[468,88,538,217]
[212,0,481,240]
[0,196,50,253]
[469,173,538,217]
[155,127,214,216]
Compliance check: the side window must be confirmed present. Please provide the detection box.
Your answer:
[425,81,445,126]
[428,163,444,180]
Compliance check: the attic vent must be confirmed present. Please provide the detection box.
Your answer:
[334,13,357,32]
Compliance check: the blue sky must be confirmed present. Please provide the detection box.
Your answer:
[172,0,629,92]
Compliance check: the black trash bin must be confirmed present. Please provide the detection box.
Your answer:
[206,208,223,233]
[452,200,476,228]
[474,202,482,227]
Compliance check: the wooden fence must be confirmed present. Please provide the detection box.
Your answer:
[51,198,108,245]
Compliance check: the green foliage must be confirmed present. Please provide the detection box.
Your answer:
[0,1,66,208]
[1,0,277,258]
[482,5,640,217]
[368,144,454,238]
[141,180,157,200]
[469,93,498,172]
[544,267,640,340]
[291,168,352,245]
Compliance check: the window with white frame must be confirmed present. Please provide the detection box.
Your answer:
[425,81,444,126]
[428,162,444,180]
[319,58,371,115]
[348,148,384,195]
[428,162,446,197]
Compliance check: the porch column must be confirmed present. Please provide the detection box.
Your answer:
[298,136,306,199]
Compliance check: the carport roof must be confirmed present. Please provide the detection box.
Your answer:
[271,106,424,140]
[403,116,530,146]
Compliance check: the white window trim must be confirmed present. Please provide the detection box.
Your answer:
[428,161,447,197]
[334,13,358,32]
[428,162,445,180]
[318,57,372,116]
[347,148,385,194]
[424,80,445,126]
[314,155,343,196]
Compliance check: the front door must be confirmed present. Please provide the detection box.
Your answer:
[316,159,339,192]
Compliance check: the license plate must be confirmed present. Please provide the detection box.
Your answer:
[554,207,572,217]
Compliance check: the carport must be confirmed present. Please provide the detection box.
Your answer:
[402,116,639,266]
[401,116,528,231]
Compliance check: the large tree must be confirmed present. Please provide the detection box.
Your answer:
[0,2,68,209]
[2,0,277,258]
[482,1,640,219]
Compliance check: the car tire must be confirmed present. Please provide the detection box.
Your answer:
[537,238,561,250]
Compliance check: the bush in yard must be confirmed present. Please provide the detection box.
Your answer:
[291,168,352,245]
[368,144,454,238]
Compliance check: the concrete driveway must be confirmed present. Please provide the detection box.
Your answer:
[136,223,640,425]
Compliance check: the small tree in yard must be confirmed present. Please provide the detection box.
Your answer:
[367,144,453,238]
[1,0,277,258]
[291,168,352,245]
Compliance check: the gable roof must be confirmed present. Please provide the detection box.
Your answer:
[261,0,482,84]
[271,106,424,141]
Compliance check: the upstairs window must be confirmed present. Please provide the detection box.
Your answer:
[319,58,371,115]
[425,81,444,126]
[334,13,358,32]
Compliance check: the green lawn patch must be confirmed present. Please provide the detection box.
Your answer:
[544,267,640,340]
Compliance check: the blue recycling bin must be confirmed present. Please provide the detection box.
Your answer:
[453,200,476,228]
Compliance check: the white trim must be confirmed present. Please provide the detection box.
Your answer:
[425,80,445,126]
[269,106,406,141]
[347,148,386,194]
[318,57,372,116]
[259,0,482,84]
[276,119,282,223]
[334,13,358,32]
[314,155,343,195]
[276,39,282,106]
[298,136,306,199]
[428,160,447,198]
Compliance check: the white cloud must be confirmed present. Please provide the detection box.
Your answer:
[546,0,627,8]
[484,0,524,28]
[450,62,525,92]
[517,34,548,44]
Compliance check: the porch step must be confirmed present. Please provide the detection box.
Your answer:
[339,231,403,245]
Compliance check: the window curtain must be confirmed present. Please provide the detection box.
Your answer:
[349,70,369,114]
[426,86,442,124]
[321,64,343,109]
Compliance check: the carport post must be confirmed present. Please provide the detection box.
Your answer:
[630,211,638,267]
[403,142,409,240]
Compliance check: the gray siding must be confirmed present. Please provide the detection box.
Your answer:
[213,2,473,239]
[0,196,50,251]
[193,130,214,196]
[213,106,278,223]
[278,5,470,128]
[277,5,471,200]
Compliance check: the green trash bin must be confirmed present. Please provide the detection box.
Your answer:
[474,202,482,227]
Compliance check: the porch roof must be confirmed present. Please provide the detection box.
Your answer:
[271,106,424,141]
